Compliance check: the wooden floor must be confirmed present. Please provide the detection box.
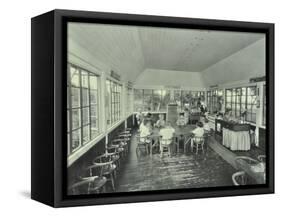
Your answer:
[114,131,236,193]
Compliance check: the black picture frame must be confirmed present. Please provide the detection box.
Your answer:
[31,9,274,207]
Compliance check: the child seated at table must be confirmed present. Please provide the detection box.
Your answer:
[159,122,175,157]
[155,114,166,128]
[139,120,152,144]
[190,121,205,147]
[176,113,186,127]
[203,117,211,132]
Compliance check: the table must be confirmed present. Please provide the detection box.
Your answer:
[235,157,266,184]
[149,125,196,156]
[215,119,251,151]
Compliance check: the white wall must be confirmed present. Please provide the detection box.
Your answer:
[202,38,266,86]
[134,68,206,90]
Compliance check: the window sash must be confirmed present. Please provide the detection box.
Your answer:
[67,64,100,155]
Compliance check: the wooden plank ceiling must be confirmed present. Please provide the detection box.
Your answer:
[68,23,264,82]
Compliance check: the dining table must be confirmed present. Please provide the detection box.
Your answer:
[148,125,196,156]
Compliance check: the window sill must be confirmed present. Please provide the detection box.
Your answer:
[67,133,104,167]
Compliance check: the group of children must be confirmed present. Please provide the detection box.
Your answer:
[136,109,211,156]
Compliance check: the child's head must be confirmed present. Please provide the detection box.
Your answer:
[197,121,203,128]
[166,121,172,127]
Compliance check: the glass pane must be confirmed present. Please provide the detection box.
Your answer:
[70,67,80,87]
[242,87,246,95]
[143,91,153,111]
[153,90,161,111]
[226,103,231,110]
[91,116,97,128]
[72,109,81,129]
[71,87,80,108]
[226,89,232,96]
[248,87,256,95]
[241,96,246,103]
[90,90,98,105]
[81,70,89,88]
[236,88,241,96]
[174,90,182,107]
[89,75,98,89]
[161,90,170,111]
[82,107,90,125]
[82,89,89,106]
[91,105,97,118]
[91,128,99,139]
[83,125,90,144]
[72,129,81,151]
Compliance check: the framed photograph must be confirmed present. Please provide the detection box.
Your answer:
[31,9,274,207]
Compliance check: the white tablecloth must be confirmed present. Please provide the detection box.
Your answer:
[222,128,251,151]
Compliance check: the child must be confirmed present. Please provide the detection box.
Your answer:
[191,121,205,148]
[203,117,211,132]
[155,114,166,128]
[176,113,186,127]
[139,120,152,144]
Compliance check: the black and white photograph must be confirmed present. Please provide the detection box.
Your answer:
[67,22,269,195]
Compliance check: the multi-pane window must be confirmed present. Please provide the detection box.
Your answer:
[106,80,122,127]
[67,64,100,155]
[206,90,223,114]
[225,86,257,123]
[134,89,171,112]
[133,89,204,112]
[126,87,133,116]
